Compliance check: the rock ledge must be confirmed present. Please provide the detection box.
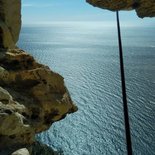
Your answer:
[86,0,155,18]
[0,49,77,153]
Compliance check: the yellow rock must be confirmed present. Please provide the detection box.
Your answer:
[0,49,77,150]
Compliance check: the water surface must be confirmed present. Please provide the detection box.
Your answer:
[18,22,155,155]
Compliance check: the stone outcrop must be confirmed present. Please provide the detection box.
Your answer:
[0,0,78,154]
[86,0,155,18]
[0,0,21,48]
[0,49,77,153]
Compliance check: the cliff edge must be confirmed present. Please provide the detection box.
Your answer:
[0,49,77,154]
[0,0,77,154]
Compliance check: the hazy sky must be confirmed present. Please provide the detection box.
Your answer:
[22,0,155,26]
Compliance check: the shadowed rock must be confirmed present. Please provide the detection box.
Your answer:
[0,0,21,49]
[86,0,155,18]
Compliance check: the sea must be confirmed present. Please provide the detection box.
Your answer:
[18,22,155,155]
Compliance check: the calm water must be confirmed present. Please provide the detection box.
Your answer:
[18,22,155,155]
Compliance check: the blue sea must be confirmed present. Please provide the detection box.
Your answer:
[18,22,155,155]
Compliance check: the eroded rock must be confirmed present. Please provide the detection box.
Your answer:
[86,0,155,18]
[0,0,78,153]
[0,49,77,151]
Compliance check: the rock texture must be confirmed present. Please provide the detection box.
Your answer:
[11,148,30,155]
[0,0,21,48]
[0,49,77,153]
[0,0,78,154]
[86,0,155,18]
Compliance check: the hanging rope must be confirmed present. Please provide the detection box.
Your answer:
[116,11,133,155]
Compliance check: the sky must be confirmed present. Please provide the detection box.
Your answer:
[22,0,155,26]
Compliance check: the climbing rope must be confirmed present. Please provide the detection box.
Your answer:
[116,11,133,155]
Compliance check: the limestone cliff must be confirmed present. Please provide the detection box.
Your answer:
[0,0,77,154]
[86,0,155,18]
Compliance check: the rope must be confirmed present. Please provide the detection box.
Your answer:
[116,11,133,155]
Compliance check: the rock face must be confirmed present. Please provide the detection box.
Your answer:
[0,0,77,154]
[0,0,21,48]
[86,0,155,18]
[0,49,77,153]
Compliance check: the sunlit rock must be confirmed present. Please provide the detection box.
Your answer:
[0,49,77,152]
